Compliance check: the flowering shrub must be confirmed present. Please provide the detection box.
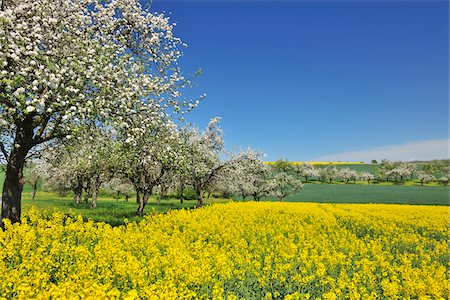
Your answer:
[0,203,448,299]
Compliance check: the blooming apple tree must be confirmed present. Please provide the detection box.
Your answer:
[115,114,186,215]
[229,148,269,200]
[359,172,375,184]
[0,0,200,223]
[270,172,303,202]
[338,167,358,183]
[183,118,229,207]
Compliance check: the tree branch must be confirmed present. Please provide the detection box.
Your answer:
[0,141,9,161]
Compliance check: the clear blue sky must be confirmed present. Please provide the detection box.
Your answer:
[149,0,449,162]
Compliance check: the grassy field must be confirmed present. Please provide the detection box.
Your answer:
[20,191,230,226]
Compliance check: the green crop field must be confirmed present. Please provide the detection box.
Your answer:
[268,183,449,205]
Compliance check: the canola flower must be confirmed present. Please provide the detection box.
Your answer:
[0,203,448,299]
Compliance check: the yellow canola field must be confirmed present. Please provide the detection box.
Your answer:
[0,203,448,299]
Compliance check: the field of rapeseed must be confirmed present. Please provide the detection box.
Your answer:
[0,203,448,299]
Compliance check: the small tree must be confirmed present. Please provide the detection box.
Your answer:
[338,168,358,184]
[293,162,318,182]
[229,148,267,201]
[417,172,435,186]
[359,172,375,184]
[271,159,294,174]
[115,116,184,215]
[318,165,338,183]
[23,160,46,200]
[184,118,228,207]
[270,172,303,202]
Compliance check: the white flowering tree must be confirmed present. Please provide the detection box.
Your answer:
[102,177,134,202]
[229,148,268,200]
[43,129,114,207]
[115,114,185,215]
[293,162,318,182]
[389,162,416,182]
[270,172,303,202]
[23,159,46,200]
[417,172,435,186]
[359,172,375,184]
[0,0,200,223]
[338,167,358,184]
[318,165,338,183]
[184,118,228,207]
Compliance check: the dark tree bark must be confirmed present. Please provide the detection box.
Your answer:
[124,192,129,202]
[90,177,101,209]
[90,190,98,209]
[83,182,91,204]
[31,183,37,201]
[1,119,34,225]
[195,185,204,207]
[136,190,140,204]
[197,192,203,207]
[1,153,26,225]
[137,193,149,216]
[73,186,83,204]
[178,182,185,204]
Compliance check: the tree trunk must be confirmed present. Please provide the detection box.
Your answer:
[137,193,149,216]
[1,153,26,225]
[136,190,140,204]
[91,189,98,209]
[242,194,246,201]
[124,192,129,202]
[31,183,37,201]
[73,185,83,204]
[1,117,41,225]
[179,188,184,204]
[197,188,203,207]
[83,187,90,204]
[116,190,120,201]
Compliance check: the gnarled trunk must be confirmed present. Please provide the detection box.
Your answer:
[1,155,26,225]
[31,183,37,201]
[90,190,98,209]
[137,193,149,216]
[196,186,203,207]
[1,123,33,225]
[136,190,140,204]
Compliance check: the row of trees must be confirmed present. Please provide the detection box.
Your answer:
[23,118,304,215]
[1,0,205,224]
[0,0,306,223]
[267,159,450,185]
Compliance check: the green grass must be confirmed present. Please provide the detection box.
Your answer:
[265,183,449,205]
[21,191,231,226]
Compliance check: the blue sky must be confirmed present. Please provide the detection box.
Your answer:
[150,0,449,162]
